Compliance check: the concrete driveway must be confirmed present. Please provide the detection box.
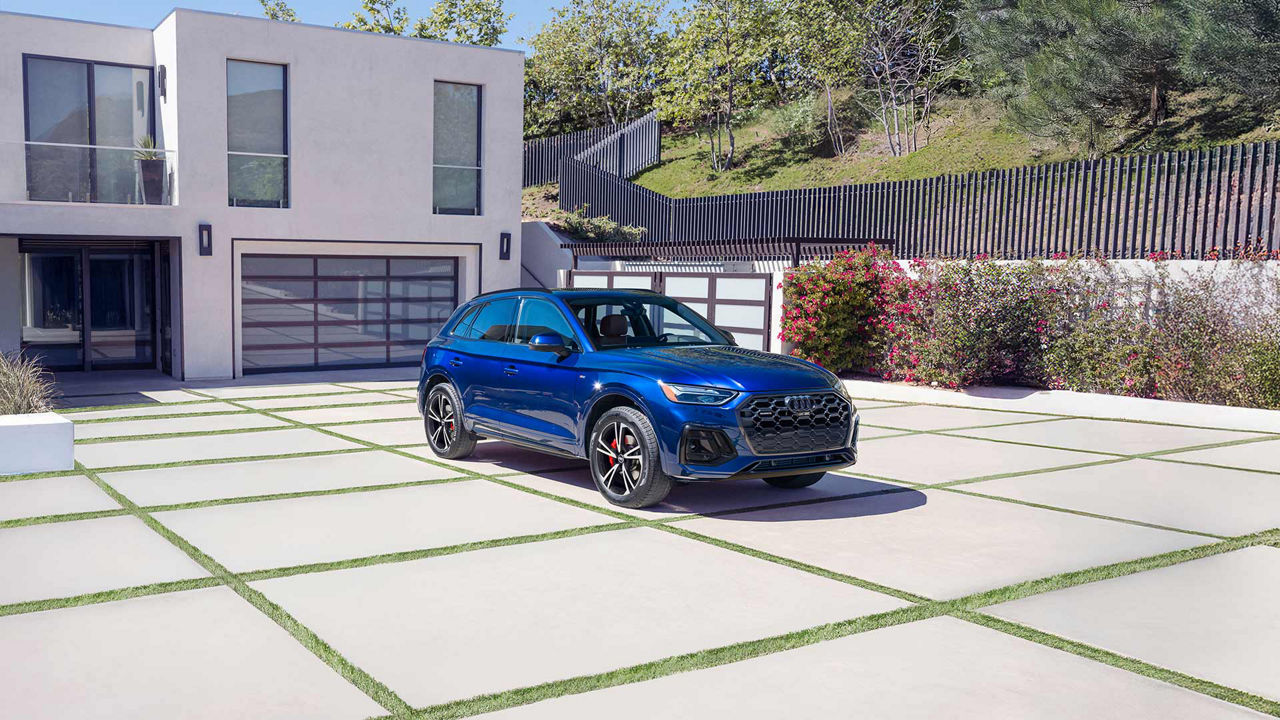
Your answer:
[3,378,1279,718]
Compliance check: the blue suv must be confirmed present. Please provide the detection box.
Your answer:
[417,288,859,508]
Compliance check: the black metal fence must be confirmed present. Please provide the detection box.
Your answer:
[523,116,659,187]
[546,114,1280,258]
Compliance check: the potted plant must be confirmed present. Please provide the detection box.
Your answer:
[0,352,72,475]
[135,134,165,204]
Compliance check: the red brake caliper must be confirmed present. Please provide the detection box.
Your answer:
[609,438,618,466]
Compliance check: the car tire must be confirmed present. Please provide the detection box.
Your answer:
[423,382,477,459]
[763,472,825,489]
[588,406,674,508]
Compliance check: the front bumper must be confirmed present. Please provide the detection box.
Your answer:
[666,410,860,482]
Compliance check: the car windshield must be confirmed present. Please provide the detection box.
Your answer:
[568,296,728,350]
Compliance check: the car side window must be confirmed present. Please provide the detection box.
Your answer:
[449,304,483,338]
[456,298,517,342]
[514,298,578,345]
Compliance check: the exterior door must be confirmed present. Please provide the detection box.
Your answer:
[240,254,459,373]
[498,296,583,452]
[19,243,158,370]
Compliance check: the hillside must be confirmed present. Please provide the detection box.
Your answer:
[628,93,1280,199]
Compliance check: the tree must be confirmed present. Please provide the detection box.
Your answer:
[413,0,512,46]
[964,0,1180,156]
[776,0,866,155]
[660,0,774,170]
[260,0,298,21]
[339,0,411,34]
[523,0,670,133]
[858,0,959,156]
[1179,0,1280,104]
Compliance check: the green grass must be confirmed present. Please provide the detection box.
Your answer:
[626,93,1280,200]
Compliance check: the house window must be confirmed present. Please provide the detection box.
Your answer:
[227,60,288,208]
[23,55,158,204]
[433,81,481,215]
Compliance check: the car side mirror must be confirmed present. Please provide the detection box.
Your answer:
[718,328,737,346]
[529,332,573,359]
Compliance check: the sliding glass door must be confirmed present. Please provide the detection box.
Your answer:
[20,244,158,371]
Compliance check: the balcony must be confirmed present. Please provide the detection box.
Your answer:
[1,141,176,206]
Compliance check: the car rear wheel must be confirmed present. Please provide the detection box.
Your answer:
[424,383,477,459]
[589,406,673,508]
[763,472,825,489]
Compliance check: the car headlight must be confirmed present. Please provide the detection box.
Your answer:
[659,381,738,405]
[829,373,851,399]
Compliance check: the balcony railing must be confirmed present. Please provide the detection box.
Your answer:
[2,141,177,206]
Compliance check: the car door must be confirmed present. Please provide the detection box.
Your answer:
[497,296,586,452]
[442,297,517,429]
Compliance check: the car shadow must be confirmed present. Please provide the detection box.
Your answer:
[524,464,926,522]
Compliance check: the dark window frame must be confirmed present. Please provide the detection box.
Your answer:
[240,254,459,372]
[22,53,157,204]
[432,80,483,216]
[226,58,290,209]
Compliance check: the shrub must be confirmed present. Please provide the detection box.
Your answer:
[0,352,57,415]
[880,258,1062,387]
[553,206,647,243]
[778,246,905,372]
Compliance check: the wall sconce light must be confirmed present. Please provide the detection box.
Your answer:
[158,65,167,100]
[499,232,512,260]
[199,223,213,256]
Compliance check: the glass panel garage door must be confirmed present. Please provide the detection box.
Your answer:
[241,254,458,373]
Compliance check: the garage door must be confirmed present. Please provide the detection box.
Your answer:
[240,254,458,373]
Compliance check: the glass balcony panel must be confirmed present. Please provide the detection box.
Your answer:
[18,143,175,205]
[229,154,288,208]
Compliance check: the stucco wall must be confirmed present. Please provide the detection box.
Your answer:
[0,10,524,379]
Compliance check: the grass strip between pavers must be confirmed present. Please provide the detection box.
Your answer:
[68,409,257,425]
[14,388,1279,718]
[76,461,416,719]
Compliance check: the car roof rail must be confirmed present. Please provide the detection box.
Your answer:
[468,287,555,300]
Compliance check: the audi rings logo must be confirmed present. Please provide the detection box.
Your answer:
[784,395,815,414]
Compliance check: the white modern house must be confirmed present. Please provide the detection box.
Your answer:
[0,9,524,379]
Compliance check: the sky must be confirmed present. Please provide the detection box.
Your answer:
[0,0,557,51]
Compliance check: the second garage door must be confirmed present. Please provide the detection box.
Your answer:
[240,254,458,373]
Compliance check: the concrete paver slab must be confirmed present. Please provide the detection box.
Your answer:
[154,480,610,572]
[102,450,463,507]
[61,401,241,421]
[239,392,392,410]
[858,404,1052,431]
[0,515,209,605]
[0,587,385,720]
[0,475,120,522]
[851,432,1107,484]
[277,402,419,425]
[1161,438,1280,475]
[73,413,288,440]
[74,428,361,469]
[251,527,906,707]
[386,390,417,400]
[194,383,358,399]
[679,488,1207,598]
[477,616,1263,720]
[402,441,586,476]
[339,381,418,391]
[503,468,907,520]
[989,547,1280,702]
[325,419,426,446]
[955,418,1263,456]
[967,459,1280,536]
[56,389,204,409]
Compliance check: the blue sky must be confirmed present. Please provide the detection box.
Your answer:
[0,0,558,51]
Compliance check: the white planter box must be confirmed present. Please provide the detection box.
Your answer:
[0,412,74,475]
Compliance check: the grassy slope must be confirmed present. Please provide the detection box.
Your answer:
[631,94,1280,199]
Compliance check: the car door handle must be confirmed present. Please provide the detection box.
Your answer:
[449,358,464,367]
[504,365,519,376]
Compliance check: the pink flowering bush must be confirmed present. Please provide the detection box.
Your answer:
[780,250,1280,410]
[778,246,905,372]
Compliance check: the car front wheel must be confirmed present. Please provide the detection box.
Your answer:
[423,383,477,459]
[589,406,673,508]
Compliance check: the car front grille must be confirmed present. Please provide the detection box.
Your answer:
[737,391,852,455]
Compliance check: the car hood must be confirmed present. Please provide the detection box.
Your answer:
[594,345,834,393]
